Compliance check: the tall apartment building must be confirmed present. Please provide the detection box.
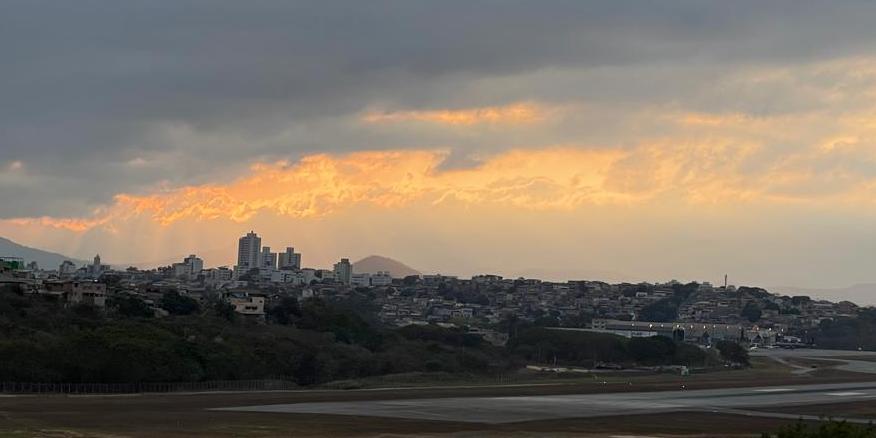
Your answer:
[236,231,261,271]
[278,247,301,270]
[333,258,352,285]
[183,254,204,273]
[260,246,277,270]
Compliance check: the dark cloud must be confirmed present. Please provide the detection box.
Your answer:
[4,0,876,217]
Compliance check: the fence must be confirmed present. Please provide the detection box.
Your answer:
[0,379,297,394]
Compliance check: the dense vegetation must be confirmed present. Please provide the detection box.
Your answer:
[507,327,718,367]
[0,286,517,384]
[816,308,876,351]
[0,285,740,385]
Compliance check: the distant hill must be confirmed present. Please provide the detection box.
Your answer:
[773,284,876,307]
[0,236,87,270]
[353,255,420,278]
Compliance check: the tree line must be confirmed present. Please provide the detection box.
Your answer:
[0,285,748,385]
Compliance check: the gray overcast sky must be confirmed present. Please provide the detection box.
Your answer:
[5,1,876,291]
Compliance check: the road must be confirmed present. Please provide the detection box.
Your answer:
[215,381,876,424]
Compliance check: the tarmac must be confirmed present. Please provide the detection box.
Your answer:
[752,348,876,374]
[215,381,876,424]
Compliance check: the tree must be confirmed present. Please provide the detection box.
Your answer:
[113,295,153,318]
[213,300,236,322]
[741,302,762,323]
[267,296,301,325]
[640,298,679,322]
[70,303,102,319]
[674,342,713,366]
[716,340,749,366]
[628,336,676,365]
[560,311,592,328]
[791,295,811,306]
[159,291,199,316]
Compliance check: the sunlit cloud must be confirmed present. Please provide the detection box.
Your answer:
[10,136,876,237]
[1,148,628,233]
[126,157,149,168]
[361,102,547,125]
[7,216,109,233]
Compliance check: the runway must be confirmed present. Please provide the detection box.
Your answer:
[215,381,876,424]
[752,348,876,374]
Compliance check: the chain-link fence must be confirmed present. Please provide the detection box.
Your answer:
[0,379,297,394]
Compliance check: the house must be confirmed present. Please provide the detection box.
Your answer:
[225,291,266,317]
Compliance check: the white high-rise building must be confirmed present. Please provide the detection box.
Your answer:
[237,231,261,271]
[333,258,352,285]
[260,246,277,270]
[278,247,301,270]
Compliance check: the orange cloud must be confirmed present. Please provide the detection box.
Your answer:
[362,102,546,125]
[9,137,876,236]
[3,148,634,233]
[676,112,756,127]
[7,216,110,232]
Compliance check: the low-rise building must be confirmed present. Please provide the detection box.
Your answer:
[225,292,266,317]
[65,281,107,308]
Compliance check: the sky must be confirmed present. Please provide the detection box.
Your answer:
[5,1,876,289]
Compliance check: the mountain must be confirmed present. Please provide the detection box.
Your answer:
[0,236,88,270]
[772,284,876,307]
[353,255,420,277]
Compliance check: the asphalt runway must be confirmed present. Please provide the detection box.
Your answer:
[215,381,876,424]
[752,348,876,374]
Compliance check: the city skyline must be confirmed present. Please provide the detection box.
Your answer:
[5,4,876,434]
[8,2,876,290]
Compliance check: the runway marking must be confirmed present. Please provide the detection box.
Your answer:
[611,435,661,438]
[825,392,867,396]
[753,388,795,393]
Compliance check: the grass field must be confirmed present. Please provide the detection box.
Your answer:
[1,359,873,437]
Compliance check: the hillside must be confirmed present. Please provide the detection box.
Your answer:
[0,236,87,270]
[353,255,420,277]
